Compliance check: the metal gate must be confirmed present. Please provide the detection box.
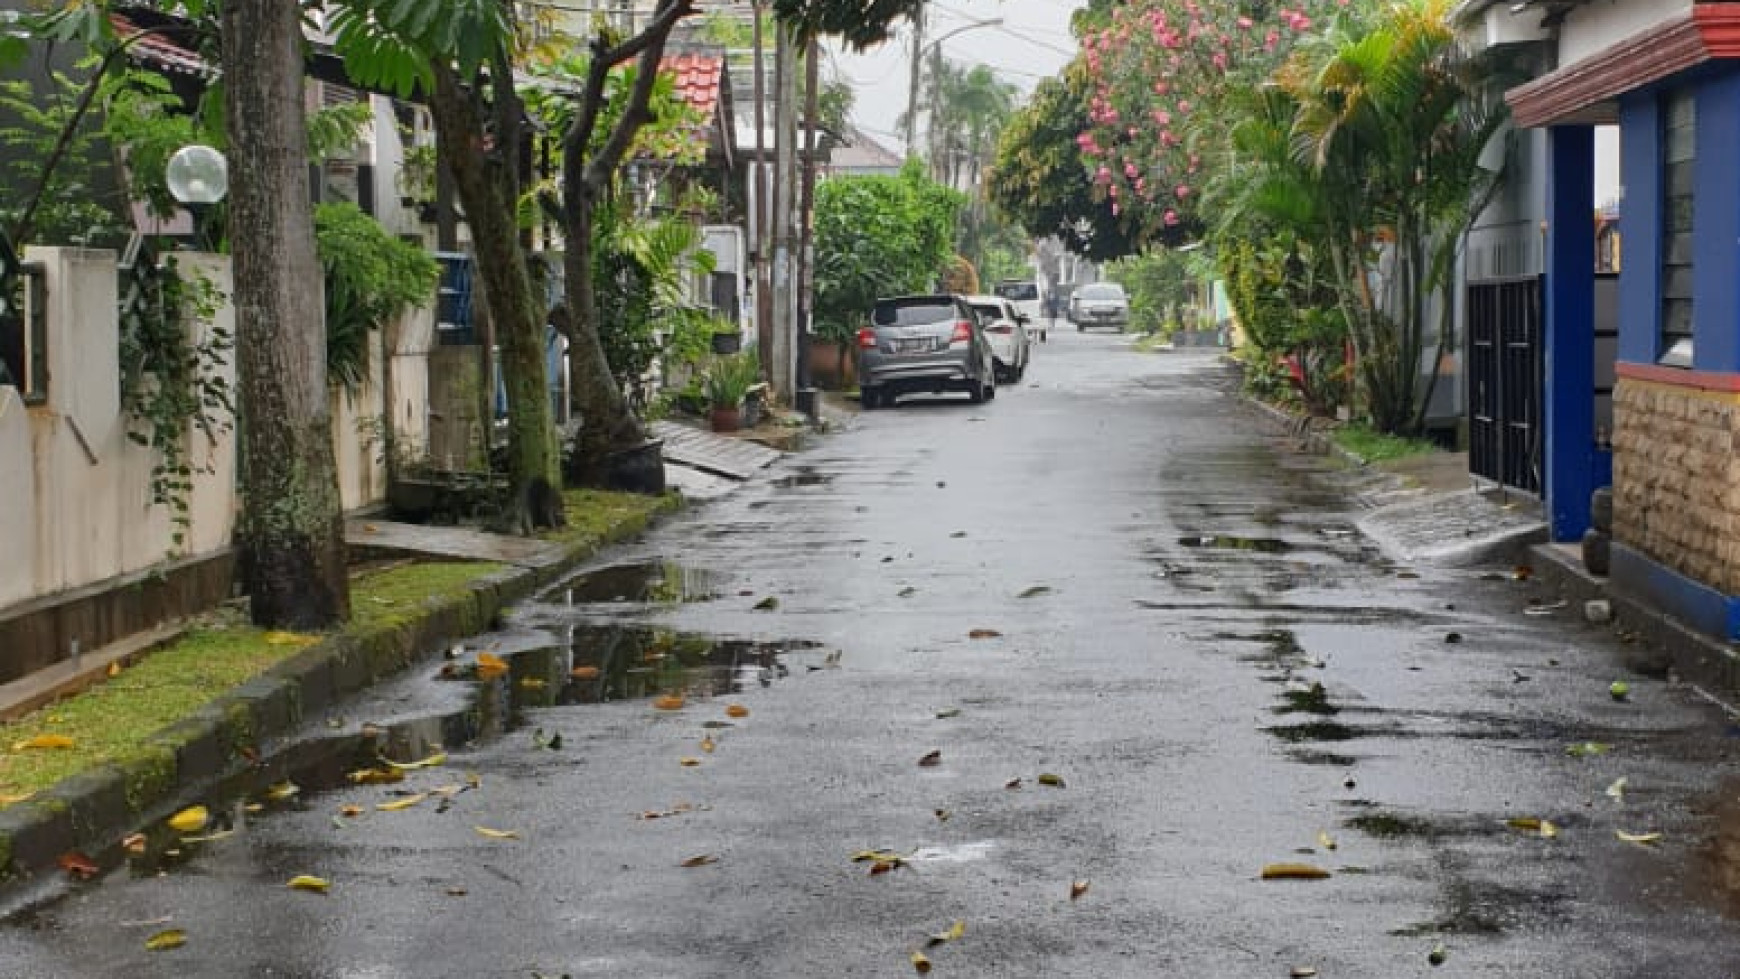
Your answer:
[1467,275,1543,494]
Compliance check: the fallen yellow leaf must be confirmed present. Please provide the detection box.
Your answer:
[264,781,299,801]
[679,757,702,767]
[1261,863,1332,880]
[571,665,601,680]
[107,661,122,678]
[338,805,364,818]
[1037,772,1066,787]
[375,793,427,812]
[911,950,933,974]
[1317,831,1338,852]
[13,734,74,751]
[680,854,718,867]
[925,920,966,947]
[918,750,942,767]
[700,735,716,754]
[476,652,509,678]
[1506,817,1559,838]
[286,875,330,893]
[145,928,187,951]
[725,704,750,718]
[347,767,404,785]
[263,630,316,647]
[474,826,520,840]
[1616,830,1663,845]
[654,695,686,711]
[519,678,547,690]
[1070,879,1090,900]
[381,751,447,771]
[968,629,1002,639]
[167,806,209,834]
[121,832,147,855]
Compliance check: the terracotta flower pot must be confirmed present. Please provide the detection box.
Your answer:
[710,405,741,433]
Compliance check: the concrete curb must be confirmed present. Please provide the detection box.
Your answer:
[0,494,684,887]
[1527,543,1740,710]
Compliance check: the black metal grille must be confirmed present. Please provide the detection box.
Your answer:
[1467,275,1543,494]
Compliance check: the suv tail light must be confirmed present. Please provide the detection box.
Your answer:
[950,320,973,344]
[857,327,878,349]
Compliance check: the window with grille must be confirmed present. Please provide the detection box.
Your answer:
[1660,88,1695,366]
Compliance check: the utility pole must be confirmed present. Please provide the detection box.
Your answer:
[904,4,924,159]
[752,2,772,377]
[796,30,819,415]
[772,22,797,401]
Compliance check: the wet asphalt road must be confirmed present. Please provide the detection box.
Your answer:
[8,334,1740,978]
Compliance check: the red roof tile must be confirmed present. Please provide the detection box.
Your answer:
[110,14,211,77]
[661,52,724,124]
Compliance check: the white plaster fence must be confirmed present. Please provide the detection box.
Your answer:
[0,246,435,613]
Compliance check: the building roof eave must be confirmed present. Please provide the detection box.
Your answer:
[1508,3,1740,127]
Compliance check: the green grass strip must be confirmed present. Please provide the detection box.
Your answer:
[1331,423,1438,464]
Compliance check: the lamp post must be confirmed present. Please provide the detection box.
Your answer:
[165,144,228,250]
[905,16,1003,162]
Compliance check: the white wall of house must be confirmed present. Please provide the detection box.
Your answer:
[0,247,434,612]
[1560,0,1693,66]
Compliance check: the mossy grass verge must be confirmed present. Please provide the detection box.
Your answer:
[1331,423,1438,465]
[0,488,671,813]
[544,488,679,548]
[1132,332,1171,352]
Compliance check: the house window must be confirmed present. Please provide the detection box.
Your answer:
[1660,88,1695,366]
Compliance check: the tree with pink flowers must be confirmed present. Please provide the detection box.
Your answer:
[1074,0,1349,247]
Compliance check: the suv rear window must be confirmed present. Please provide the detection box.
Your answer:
[873,298,958,327]
[994,281,1038,302]
[1077,283,1126,300]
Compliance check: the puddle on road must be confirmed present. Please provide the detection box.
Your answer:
[1178,534,1295,554]
[444,626,820,707]
[1265,719,1364,742]
[1273,682,1340,716]
[559,561,720,604]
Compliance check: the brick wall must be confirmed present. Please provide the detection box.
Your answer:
[1612,377,1740,593]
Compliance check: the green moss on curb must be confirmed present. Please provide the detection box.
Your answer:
[115,745,177,813]
[544,489,677,548]
[350,561,506,631]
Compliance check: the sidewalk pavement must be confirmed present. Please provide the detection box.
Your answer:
[0,422,792,893]
[1250,398,1740,711]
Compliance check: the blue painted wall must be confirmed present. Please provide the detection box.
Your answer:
[1544,125,1596,542]
[1618,95,1661,365]
[1695,70,1740,372]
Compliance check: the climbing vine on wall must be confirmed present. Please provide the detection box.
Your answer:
[118,245,233,551]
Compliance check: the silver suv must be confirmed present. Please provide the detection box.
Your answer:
[1070,282,1130,332]
[857,295,997,409]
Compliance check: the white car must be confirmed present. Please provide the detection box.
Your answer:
[966,295,1032,385]
[993,279,1046,342]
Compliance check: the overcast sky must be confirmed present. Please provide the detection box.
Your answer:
[825,0,1085,154]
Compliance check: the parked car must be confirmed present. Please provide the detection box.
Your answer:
[993,279,1046,342]
[858,295,997,409]
[966,295,1032,384]
[1070,282,1131,332]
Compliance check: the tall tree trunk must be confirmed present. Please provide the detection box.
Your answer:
[223,0,349,628]
[562,177,652,488]
[561,0,695,492]
[429,59,563,530]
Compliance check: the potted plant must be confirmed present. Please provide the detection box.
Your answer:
[703,351,759,433]
[709,317,743,355]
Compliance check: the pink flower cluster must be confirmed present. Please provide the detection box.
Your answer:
[1073,0,1342,235]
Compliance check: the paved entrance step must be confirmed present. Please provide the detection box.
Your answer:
[651,420,784,481]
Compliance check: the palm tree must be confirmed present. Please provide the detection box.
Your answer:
[1274,0,1507,434]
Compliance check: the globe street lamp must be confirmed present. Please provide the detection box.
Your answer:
[165,144,228,249]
